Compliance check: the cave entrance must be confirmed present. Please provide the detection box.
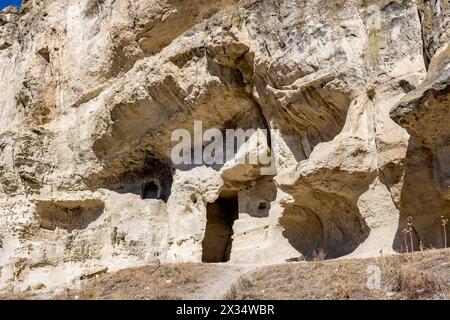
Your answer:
[280,206,324,260]
[142,180,160,200]
[202,192,239,263]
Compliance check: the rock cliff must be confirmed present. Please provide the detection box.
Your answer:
[0,0,448,291]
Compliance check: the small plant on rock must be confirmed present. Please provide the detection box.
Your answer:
[441,216,448,248]
[312,248,327,269]
[406,216,415,260]
[402,227,409,254]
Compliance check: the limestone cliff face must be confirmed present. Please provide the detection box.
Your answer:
[0,0,448,291]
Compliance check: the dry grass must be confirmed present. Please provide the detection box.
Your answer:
[225,276,255,300]
[57,263,206,300]
[0,263,232,300]
[397,264,444,299]
[228,249,450,300]
[382,249,448,299]
[1,249,449,300]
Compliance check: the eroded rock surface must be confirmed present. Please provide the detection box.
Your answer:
[0,0,448,293]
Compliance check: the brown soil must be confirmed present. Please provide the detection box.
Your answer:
[1,249,449,300]
[0,263,248,300]
[228,249,450,300]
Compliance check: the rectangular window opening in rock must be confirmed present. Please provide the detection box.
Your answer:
[202,192,239,263]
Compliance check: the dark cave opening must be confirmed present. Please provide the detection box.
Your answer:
[141,180,160,200]
[280,196,370,260]
[280,206,324,260]
[202,193,239,263]
[85,157,173,202]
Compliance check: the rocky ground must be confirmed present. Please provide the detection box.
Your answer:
[0,249,449,300]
